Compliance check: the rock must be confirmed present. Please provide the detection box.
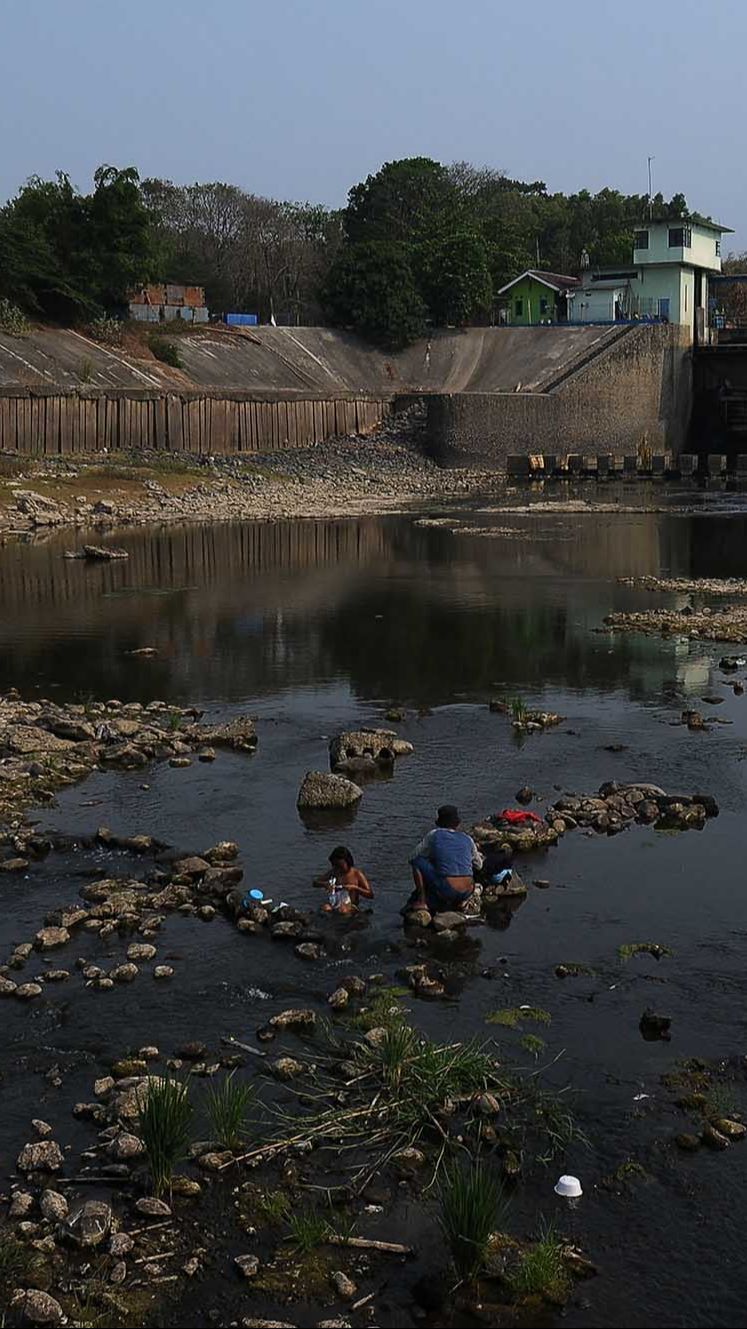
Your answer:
[295,941,323,961]
[393,1146,426,1173]
[170,1176,202,1197]
[66,544,129,561]
[173,855,211,877]
[198,747,216,762]
[675,1133,701,1152]
[111,1132,145,1161]
[432,911,467,932]
[40,1189,69,1223]
[198,904,216,920]
[0,857,29,872]
[110,1260,127,1284]
[17,1139,64,1172]
[112,1058,148,1078]
[329,728,413,769]
[405,908,432,928]
[134,1196,171,1217]
[109,1231,134,1256]
[94,1076,116,1098]
[110,963,139,984]
[190,714,258,752]
[34,926,70,951]
[43,970,70,983]
[65,1199,112,1247]
[139,1046,160,1061]
[0,976,18,995]
[639,1010,672,1041]
[703,1124,730,1150]
[127,943,157,962]
[515,785,534,804]
[32,1119,53,1138]
[178,1041,207,1061]
[9,1191,35,1218]
[271,921,304,940]
[10,1289,67,1326]
[204,840,240,864]
[235,1253,260,1279]
[330,1270,357,1300]
[272,1057,305,1081]
[475,1092,501,1116]
[15,982,43,1000]
[327,986,350,1010]
[715,1118,747,1140]
[169,756,192,768]
[363,1026,387,1048]
[154,965,174,979]
[340,975,367,996]
[269,1008,317,1032]
[297,771,363,809]
[198,1150,234,1171]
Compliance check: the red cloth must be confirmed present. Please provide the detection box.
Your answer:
[496,809,543,825]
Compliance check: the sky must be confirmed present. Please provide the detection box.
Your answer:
[1,0,745,247]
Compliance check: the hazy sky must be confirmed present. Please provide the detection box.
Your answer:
[2,0,744,246]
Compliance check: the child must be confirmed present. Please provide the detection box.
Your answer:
[314,847,373,915]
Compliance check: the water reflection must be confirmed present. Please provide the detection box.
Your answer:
[0,496,745,705]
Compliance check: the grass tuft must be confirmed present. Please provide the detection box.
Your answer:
[486,1007,552,1029]
[439,1161,508,1283]
[520,1033,546,1058]
[286,1206,330,1254]
[137,1077,193,1196]
[206,1071,255,1151]
[508,1222,570,1301]
[619,942,672,961]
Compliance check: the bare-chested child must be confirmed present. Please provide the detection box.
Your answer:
[313,846,373,915]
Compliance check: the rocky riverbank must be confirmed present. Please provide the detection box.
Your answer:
[603,604,747,643]
[0,409,505,537]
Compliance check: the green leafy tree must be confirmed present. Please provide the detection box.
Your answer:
[418,230,492,325]
[323,239,426,348]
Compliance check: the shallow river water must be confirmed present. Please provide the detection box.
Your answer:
[2,484,747,1327]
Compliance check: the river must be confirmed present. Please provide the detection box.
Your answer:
[2,486,747,1327]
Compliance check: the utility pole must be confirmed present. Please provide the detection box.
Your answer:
[647,156,655,216]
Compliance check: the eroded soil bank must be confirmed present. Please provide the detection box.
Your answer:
[2,498,747,1328]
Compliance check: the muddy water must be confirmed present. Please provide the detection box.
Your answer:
[3,487,747,1326]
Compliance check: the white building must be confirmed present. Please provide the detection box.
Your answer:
[571,217,732,342]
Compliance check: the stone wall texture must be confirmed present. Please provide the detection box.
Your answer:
[426,325,692,464]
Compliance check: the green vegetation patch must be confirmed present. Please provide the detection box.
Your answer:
[486,1006,552,1029]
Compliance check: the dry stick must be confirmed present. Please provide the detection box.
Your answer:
[134,1249,176,1264]
[351,1291,377,1311]
[329,1235,413,1255]
[129,1220,174,1237]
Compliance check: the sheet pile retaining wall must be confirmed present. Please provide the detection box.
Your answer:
[0,391,391,455]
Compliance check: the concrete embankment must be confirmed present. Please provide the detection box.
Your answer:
[0,323,689,462]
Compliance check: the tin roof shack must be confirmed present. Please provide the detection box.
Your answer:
[497,270,580,326]
[128,284,209,324]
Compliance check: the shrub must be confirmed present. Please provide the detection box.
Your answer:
[508,1222,570,1301]
[137,1077,193,1196]
[0,299,31,336]
[148,335,182,368]
[87,315,123,346]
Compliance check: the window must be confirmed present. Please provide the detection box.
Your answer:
[634,229,649,250]
[668,226,692,249]
[514,297,523,316]
[540,297,548,314]
[716,240,721,257]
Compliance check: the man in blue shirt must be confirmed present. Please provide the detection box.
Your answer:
[409,804,483,914]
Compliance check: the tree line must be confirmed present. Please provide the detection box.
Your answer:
[0,157,706,345]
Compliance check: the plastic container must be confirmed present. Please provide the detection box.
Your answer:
[554,1174,583,1198]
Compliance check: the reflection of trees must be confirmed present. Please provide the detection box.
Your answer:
[0,506,730,705]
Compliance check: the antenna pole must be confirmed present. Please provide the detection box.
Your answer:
[647,156,655,215]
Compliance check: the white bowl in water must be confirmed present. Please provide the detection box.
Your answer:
[554,1174,583,1198]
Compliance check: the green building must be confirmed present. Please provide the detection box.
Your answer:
[497,269,580,326]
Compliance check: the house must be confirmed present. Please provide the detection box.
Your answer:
[128,284,209,324]
[571,217,732,342]
[496,270,580,326]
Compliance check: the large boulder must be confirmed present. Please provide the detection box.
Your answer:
[17,1140,64,1173]
[329,728,413,772]
[10,1289,66,1326]
[64,1200,112,1247]
[297,771,363,810]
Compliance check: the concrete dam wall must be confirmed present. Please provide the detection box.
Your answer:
[0,323,690,461]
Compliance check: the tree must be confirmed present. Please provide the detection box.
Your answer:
[0,166,154,320]
[418,230,492,325]
[323,240,426,348]
[344,157,456,247]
